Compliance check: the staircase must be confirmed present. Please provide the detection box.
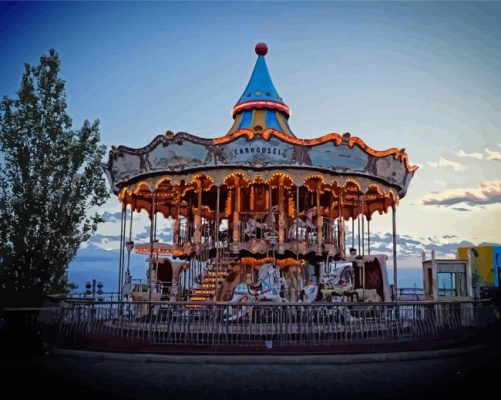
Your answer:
[186,249,237,304]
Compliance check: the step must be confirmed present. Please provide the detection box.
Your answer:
[193,290,215,295]
[188,292,211,297]
[188,296,212,301]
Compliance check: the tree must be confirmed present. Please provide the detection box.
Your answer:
[0,49,109,306]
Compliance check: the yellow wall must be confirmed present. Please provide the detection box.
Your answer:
[457,246,494,287]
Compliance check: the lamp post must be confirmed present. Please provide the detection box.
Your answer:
[85,279,104,301]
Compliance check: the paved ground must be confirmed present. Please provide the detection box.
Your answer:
[1,343,500,400]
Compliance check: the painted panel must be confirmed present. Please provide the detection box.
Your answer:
[457,246,497,288]
[374,156,407,186]
[494,246,501,288]
[107,134,413,196]
[308,142,368,172]
[147,141,211,171]
[111,140,211,183]
[111,154,141,182]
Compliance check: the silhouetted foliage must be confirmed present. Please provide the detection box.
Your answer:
[0,49,109,306]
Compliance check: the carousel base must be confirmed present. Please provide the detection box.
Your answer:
[51,341,485,361]
[50,332,482,356]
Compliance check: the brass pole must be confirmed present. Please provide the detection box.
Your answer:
[392,203,398,301]
[216,185,220,274]
[148,191,157,302]
[118,201,126,301]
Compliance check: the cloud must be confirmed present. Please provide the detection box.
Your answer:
[458,149,483,160]
[101,211,123,222]
[87,234,122,243]
[434,180,447,188]
[364,232,488,259]
[485,148,501,161]
[426,156,467,171]
[452,207,470,212]
[421,180,501,206]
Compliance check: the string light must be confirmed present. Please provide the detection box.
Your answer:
[238,257,305,268]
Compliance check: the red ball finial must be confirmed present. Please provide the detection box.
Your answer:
[255,42,268,56]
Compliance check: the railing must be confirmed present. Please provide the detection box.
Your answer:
[41,299,494,350]
[397,287,425,301]
[67,291,120,302]
[129,280,172,297]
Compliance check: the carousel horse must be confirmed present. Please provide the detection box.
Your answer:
[300,262,355,302]
[244,217,269,239]
[300,263,384,321]
[287,208,316,240]
[349,288,382,302]
[223,263,288,321]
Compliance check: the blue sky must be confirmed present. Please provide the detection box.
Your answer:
[1,1,500,288]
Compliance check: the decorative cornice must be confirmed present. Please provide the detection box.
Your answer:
[232,100,290,118]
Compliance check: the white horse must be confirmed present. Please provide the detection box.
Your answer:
[350,288,382,302]
[244,217,269,239]
[223,263,287,321]
[300,264,384,322]
[300,263,354,302]
[287,209,316,241]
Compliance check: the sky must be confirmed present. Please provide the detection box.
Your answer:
[1,1,500,288]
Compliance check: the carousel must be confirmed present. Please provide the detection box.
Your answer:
[104,43,418,308]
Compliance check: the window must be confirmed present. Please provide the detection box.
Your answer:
[437,262,467,297]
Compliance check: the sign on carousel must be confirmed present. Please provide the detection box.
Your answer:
[222,137,294,166]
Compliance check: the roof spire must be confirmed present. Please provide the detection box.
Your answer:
[255,42,268,56]
[227,43,294,137]
[231,43,290,118]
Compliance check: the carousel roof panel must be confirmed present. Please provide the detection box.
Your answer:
[105,129,418,198]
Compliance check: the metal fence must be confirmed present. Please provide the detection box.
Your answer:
[40,299,494,350]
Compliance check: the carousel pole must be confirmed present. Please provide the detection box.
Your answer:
[194,179,202,253]
[268,184,273,239]
[351,217,355,250]
[278,176,285,244]
[153,203,159,289]
[337,191,345,258]
[173,191,181,245]
[127,203,134,275]
[295,185,300,298]
[121,204,128,299]
[233,177,241,243]
[392,203,398,301]
[250,185,254,212]
[361,200,365,258]
[148,190,157,302]
[367,218,371,255]
[118,201,126,301]
[357,210,361,255]
[329,192,334,244]
[124,202,135,301]
[316,182,323,247]
[215,185,220,274]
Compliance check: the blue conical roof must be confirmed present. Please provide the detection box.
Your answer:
[231,43,290,118]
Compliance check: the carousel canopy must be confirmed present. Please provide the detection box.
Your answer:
[104,43,418,220]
